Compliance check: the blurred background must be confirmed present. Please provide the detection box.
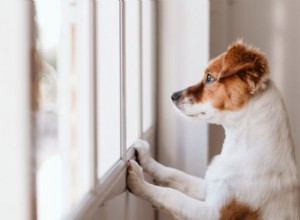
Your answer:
[1,0,300,220]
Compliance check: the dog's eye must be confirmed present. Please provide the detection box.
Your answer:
[206,73,215,84]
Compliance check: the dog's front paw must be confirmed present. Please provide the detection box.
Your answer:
[133,140,152,169]
[127,160,148,196]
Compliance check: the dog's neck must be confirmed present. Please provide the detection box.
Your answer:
[221,80,295,164]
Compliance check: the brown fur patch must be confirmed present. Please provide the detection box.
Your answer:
[219,41,269,95]
[184,41,269,111]
[220,198,261,220]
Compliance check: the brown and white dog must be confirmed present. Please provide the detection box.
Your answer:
[127,41,300,220]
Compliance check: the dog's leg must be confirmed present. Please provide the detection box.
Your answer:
[127,160,216,220]
[133,140,206,200]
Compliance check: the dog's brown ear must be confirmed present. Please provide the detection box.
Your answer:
[219,41,269,94]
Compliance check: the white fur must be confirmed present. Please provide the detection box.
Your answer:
[127,80,300,220]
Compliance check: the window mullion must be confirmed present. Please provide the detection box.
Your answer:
[120,0,127,161]
[91,0,98,191]
[139,0,143,138]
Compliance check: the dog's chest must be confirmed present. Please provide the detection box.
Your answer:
[203,155,259,204]
[205,155,243,181]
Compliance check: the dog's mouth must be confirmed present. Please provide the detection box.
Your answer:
[173,102,207,118]
[186,112,206,117]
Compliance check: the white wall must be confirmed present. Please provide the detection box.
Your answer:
[210,0,300,169]
[157,0,209,176]
[156,0,209,219]
[0,1,34,220]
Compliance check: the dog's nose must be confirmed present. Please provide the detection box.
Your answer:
[171,91,182,101]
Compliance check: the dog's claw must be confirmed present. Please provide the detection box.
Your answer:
[135,149,141,165]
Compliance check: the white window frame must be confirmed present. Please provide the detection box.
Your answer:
[60,0,157,219]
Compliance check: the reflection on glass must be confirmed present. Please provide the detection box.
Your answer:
[34,0,89,219]
[34,0,61,219]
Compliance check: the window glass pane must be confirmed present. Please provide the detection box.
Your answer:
[126,1,141,148]
[34,1,62,219]
[34,0,91,218]
[97,0,121,177]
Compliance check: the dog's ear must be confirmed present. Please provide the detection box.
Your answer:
[219,41,269,94]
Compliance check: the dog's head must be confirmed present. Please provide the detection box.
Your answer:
[172,41,269,124]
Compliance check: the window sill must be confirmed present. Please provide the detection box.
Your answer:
[68,147,134,220]
[68,126,155,220]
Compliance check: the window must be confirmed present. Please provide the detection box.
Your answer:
[35,0,92,218]
[33,0,156,219]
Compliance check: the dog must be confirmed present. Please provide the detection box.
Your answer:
[127,41,300,220]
